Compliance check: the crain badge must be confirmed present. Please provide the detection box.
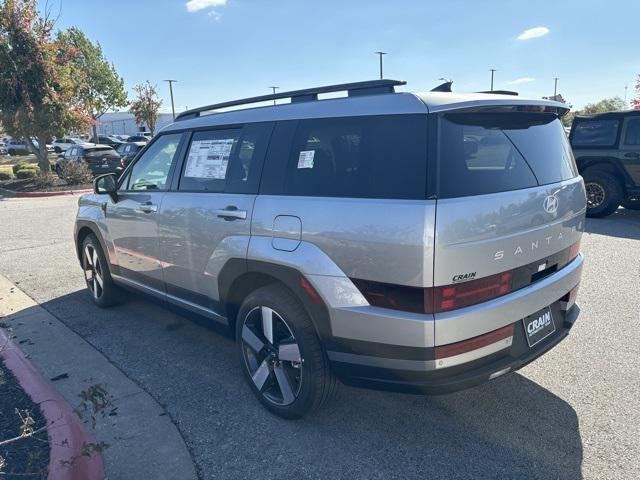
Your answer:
[452,272,476,283]
[543,194,559,214]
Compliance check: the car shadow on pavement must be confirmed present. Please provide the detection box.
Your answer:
[39,289,583,480]
[584,207,640,240]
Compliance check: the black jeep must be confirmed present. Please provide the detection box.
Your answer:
[570,110,640,217]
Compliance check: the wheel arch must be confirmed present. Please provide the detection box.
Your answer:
[577,156,630,194]
[75,221,110,266]
[218,259,332,343]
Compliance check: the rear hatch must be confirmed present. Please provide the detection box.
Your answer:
[433,109,585,342]
[85,147,121,171]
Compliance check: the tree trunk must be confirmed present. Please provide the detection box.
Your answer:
[25,137,49,176]
[92,123,99,143]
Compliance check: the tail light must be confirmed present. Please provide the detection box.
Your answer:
[430,271,513,313]
[435,323,514,360]
[352,240,581,315]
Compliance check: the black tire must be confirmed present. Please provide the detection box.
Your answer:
[583,170,623,218]
[8,149,15,156]
[81,234,125,307]
[622,199,640,210]
[54,146,61,153]
[236,284,337,419]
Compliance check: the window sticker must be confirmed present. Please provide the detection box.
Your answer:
[184,139,234,179]
[297,150,315,169]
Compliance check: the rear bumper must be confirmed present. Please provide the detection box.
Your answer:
[329,303,580,395]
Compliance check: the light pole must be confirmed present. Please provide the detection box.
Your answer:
[269,86,279,106]
[375,52,387,80]
[163,80,177,121]
[624,85,628,106]
[553,77,559,97]
[489,69,496,91]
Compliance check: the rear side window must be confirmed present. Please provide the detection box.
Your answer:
[178,123,272,193]
[571,119,619,147]
[283,115,427,199]
[439,113,577,198]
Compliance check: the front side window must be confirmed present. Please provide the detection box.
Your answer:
[128,134,182,191]
[571,119,619,147]
[623,118,640,146]
[283,115,427,199]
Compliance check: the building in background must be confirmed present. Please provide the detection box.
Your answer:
[96,111,175,136]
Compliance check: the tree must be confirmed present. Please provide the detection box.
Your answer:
[57,27,127,142]
[0,0,91,174]
[632,75,640,110]
[563,96,626,126]
[129,81,162,135]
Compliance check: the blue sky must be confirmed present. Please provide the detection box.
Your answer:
[43,0,639,112]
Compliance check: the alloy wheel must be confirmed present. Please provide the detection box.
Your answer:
[241,306,303,406]
[585,182,606,209]
[83,244,104,300]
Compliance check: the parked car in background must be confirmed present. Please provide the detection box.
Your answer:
[52,137,94,153]
[6,138,54,156]
[126,134,152,143]
[56,144,122,176]
[112,135,130,142]
[92,135,124,149]
[570,110,640,216]
[116,141,146,167]
[0,141,8,156]
[76,80,585,419]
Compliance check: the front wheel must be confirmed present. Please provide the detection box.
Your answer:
[583,170,623,218]
[81,234,125,307]
[236,284,337,419]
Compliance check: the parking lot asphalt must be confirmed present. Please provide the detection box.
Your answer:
[0,194,638,480]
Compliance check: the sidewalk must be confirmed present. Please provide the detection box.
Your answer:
[0,274,198,480]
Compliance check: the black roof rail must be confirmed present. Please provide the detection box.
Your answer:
[476,90,519,96]
[175,79,406,121]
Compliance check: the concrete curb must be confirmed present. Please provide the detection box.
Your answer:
[0,274,198,480]
[0,329,106,480]
[0,187,93,198]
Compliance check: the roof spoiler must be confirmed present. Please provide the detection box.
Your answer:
[476,90,519,96]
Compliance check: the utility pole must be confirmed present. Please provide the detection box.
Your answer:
[624,84,628,106]
[269,86,279,106]
[375,52,387,79]
[489,69,496,91]
[553,77,559,98]
[163,80,177,121]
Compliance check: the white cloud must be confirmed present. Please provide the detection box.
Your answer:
[207,9,221,20]
[517,26,550,40]
[186,0,227,13]
[506,77,536,85]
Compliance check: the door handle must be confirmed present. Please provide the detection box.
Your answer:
[136,202,158,214]
[217,206,247,220]
[624,152,640,159]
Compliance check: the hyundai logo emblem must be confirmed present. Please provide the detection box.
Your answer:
[543,194,559,214]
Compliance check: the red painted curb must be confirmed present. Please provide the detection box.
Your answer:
[0,329,105,480]
[0,187,93,198]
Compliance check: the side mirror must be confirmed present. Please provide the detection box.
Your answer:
[94,173,118,202]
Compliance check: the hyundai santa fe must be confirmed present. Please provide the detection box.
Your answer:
[74,80,585,419]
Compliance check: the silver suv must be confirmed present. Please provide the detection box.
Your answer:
[74,80,585,418]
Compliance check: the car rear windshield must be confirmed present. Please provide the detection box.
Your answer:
[86,147,117,156]
[438,112,578,198]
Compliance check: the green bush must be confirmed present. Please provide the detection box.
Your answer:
[16,169,38,179]
[0,171,14,180]
[12,162,26,174]
[16,164,40,174]
[60,161,92,185]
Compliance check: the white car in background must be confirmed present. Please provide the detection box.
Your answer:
[52,137,94,153]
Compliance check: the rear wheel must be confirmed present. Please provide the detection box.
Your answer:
[583,170,623,218]
[236,284,337,419]
[81,234,124,307]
